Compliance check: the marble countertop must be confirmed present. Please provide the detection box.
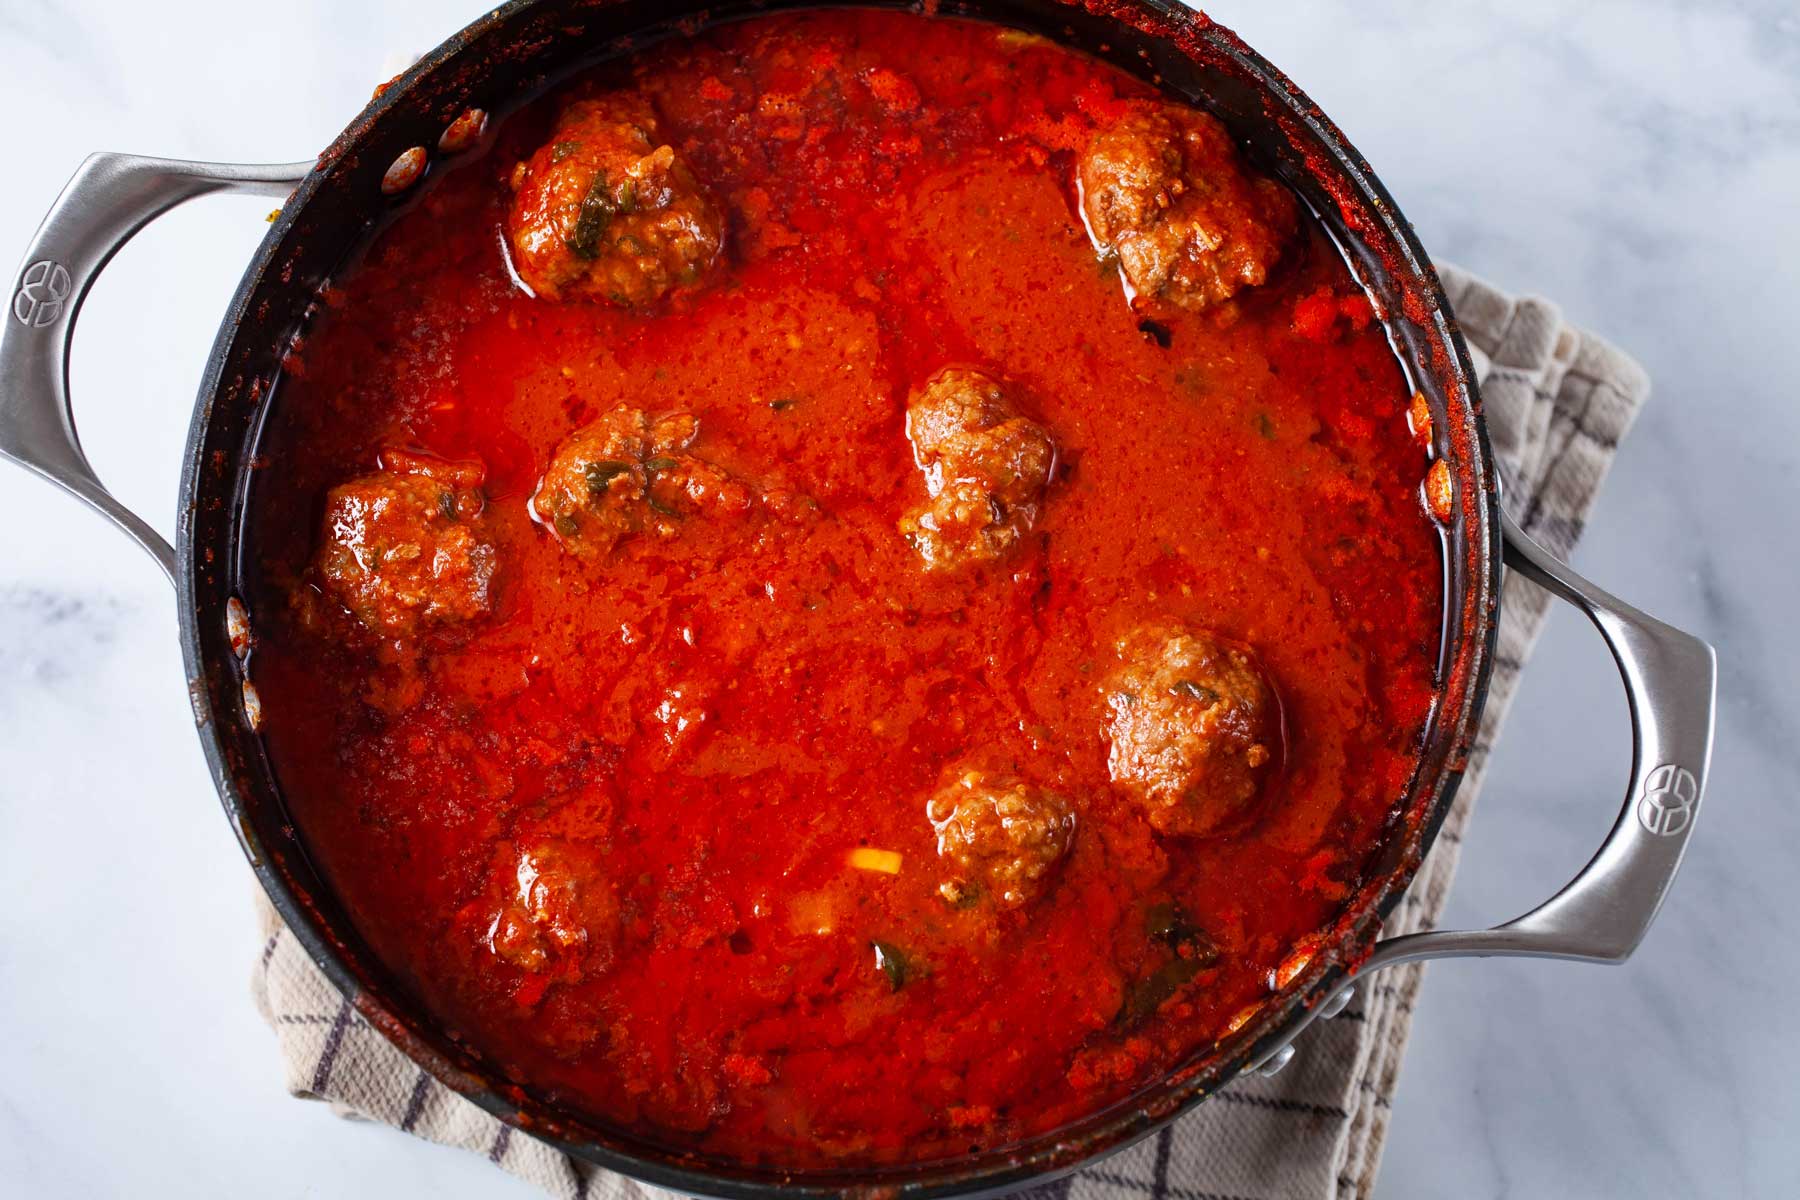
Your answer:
[1,1,1794,1196]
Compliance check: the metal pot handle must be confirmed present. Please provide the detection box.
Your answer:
[1252,508,1717,1073]
[0,153,311,583]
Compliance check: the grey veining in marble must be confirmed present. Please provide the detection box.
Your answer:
[1,1,1795,1197]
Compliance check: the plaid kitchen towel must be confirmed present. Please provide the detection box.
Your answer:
[252,262,1650,1200]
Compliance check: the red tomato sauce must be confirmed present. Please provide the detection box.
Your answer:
[245,10,1441,1169]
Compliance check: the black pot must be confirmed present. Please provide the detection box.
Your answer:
[0,1,1716,1195]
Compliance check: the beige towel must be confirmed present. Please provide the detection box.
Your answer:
[252,263,1650,1200]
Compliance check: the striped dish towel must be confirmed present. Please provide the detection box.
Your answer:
[252,263,1650,1200]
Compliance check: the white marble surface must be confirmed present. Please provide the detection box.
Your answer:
[0,1,1794,1196]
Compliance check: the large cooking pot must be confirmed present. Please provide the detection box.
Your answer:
[0,0,1717,1195]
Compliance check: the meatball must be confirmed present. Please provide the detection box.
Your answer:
[481,840,620,973]
[314,467,497,638]
[507,93,725,306]
[927,768,1076,907]
[1079,103,1296,310]
[899,368,1055,571]
[1104,625,1278,836]
[531,407,751,557]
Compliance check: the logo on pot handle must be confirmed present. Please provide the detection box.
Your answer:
[1637,763,1697,837]
[12,259,72,328]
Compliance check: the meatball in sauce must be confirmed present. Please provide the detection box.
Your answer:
[1080,102,1297,310]
[927,768,1076,908]
[507,93,725,306]
[1105,624,1280,837]
[475,839,621,975]
[530,407,751,556]
[312,459,496,638]
[900,367,1055,571]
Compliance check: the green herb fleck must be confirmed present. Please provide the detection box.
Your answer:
[1170,679,1219,704]
[553,513,579,537]
[583,460,632,494]
[616,179,638,214]
[1255,411,1276,439]
[768,396,797,411]
[1120,955,1203,1026]
[1137,318,1173,349]
[566,173,617,260]
[1145,901,1183,943]
[1108,906,1224,1029]
[938,879,981,909]
[871,941,910,991]
[1144,902,1220,965]
[1174,365,1209,396]
[437,490,458,521]
[644,459,680,516]
[550,140,581,163]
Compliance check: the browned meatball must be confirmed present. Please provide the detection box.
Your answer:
[899,368,1055,571]
[480,840,620,973]
[314,466,497,638]
[927,768,1076,907]
[1080,103,1297,311]
[531,407,751,557]
[507,93,725,306]
[1104,625,1278,836]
